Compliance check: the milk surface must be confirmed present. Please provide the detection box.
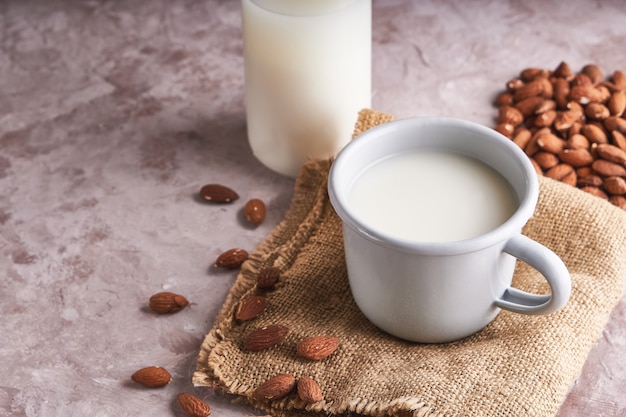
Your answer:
[348,150,519,242]
[242,0,371,177]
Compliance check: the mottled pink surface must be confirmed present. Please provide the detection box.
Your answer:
[2,1,626,416]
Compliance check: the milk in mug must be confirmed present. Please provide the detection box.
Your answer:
[348,150,519,242]
[241,0,372,177]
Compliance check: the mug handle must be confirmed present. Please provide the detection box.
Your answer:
[495,234,571,314]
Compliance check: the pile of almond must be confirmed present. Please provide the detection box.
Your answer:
[493,62,626,210]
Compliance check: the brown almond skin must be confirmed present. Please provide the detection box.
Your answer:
[296,336,340,361]
[545,163,575,181]
[611,130,626,152]
[604,176,626,195]
[581,124,608,144]
[558,148,594,167]
[243,325,289,351]
[595,143,626,165]
[297,376,323,404]
[244,198,267,226]
[149,292,189,314]
[199,183,239,204]
[580,186,609,199]
[131,366,172,387]
[235,295,266,322]
[176,393,212,417]
[535,132,565,154]
[533,151,559,170]
[592,160,626,177]
[256,267,281,290]
[214,248,249,269]
[253,374,296,401]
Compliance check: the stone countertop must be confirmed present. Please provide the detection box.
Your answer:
[2,1,626,416]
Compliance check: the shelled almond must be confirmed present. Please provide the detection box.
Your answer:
[494,62,626,210]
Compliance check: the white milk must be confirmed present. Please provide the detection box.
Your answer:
[348,150,519,242]
[241,0,371,177]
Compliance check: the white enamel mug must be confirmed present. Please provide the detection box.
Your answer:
[328,117,571,343]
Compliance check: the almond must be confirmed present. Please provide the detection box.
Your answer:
[514,96,544,117]
[569,85,609,104]
[214,248,249,269]
[545,163,575,182]
[533,109,556,127]
[149,292,189,314]
[533,151,559,170]
[558,148,594,167]
[612,130,626,152]
[566,133,590,150]
[177,393,212,417]
[553,78,570,109]
[243,324,289,351]
[607,91,626,116]
[577,174,604,188]
[256,267,281,290]
[253,374,296,401]
[244,198,267,226]
[585,103,610,120]
[235,295,266,322]
[297,376,323,404]
[296,335,340,361]
[580,186,609,199]
[497,105,524,126]
[513,79,544,102]
[553,61,573,79]
[520,67,550,82]
[561,170,578,187]
[494,123,514,138]
[604,176,626,195]
[604,116,626,134]
[199,183,239,203]
[534,99,556,114]
[592,160,626,177]
[581,124,608,144]
[595,143,626,165]
[613,70,626,90]
[553,109,583,132]
[494,92,513,107]
[582,64,603,85]
[131,366,172,387]
[536,132,565,154]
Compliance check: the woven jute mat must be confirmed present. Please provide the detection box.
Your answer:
[193,109,626,417]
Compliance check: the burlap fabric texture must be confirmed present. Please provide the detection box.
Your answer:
[194,109,626,417]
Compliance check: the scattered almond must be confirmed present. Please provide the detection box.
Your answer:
[176,393,212,417]
[199,183,239,203]
[148,292,189,314]
[297,376,323,404]
[235,295,267,322]
[243,324,289,351]
[214,248,249,269]
[256,267,281,290]
[244,198,267,226]
[253,374,296,401]
[296,335,340,361]
[131,366,172,387]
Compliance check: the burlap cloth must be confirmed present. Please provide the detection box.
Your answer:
[193,109,626,417]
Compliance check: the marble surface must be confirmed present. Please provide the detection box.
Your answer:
[2,1,626,416]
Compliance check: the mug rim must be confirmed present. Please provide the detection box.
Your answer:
[328,117,540,255]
